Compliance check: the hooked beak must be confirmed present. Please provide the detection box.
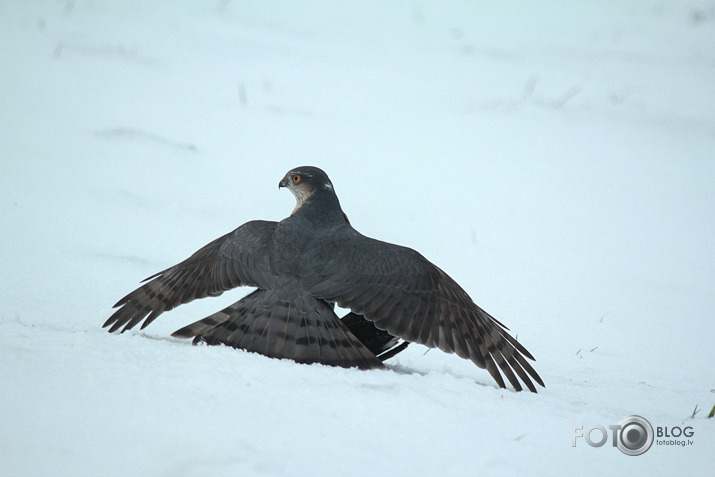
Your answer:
[278,178,288,189]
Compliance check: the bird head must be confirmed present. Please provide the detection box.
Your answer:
[279,166,335,212]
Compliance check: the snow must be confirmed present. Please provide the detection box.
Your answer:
[1,1,713,476]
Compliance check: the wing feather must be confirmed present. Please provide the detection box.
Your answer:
[104,220,277,333]
[309,232,544,392]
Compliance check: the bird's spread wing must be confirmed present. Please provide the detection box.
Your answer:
[103,220,277,333]
[308,233,545,392]
[171,289,384,370]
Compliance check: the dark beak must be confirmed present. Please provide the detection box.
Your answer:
[278,178,288,189]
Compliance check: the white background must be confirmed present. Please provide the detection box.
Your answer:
[1,1,713,476]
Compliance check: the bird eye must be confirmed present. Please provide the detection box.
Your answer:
[291,175,302,183]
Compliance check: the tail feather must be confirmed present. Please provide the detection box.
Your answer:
[172,289,384,370]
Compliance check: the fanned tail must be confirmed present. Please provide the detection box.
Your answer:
[171,289,384,370]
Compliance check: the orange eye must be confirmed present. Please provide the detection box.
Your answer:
[291,174,302,183]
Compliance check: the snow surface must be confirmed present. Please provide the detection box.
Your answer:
[1,1,714,476]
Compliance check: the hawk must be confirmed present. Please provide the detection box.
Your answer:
[104,166,544,392]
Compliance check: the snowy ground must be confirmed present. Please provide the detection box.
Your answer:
[1,1,714,476]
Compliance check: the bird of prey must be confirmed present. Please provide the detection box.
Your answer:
[104,166,544,392]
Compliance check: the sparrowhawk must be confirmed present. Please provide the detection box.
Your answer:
[104,166,544,392]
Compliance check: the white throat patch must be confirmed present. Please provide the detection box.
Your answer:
[290,185,312,215]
